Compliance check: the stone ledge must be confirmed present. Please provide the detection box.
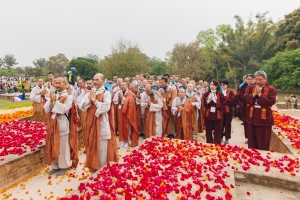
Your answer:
[0,129,83,191]
[235,170,300,192]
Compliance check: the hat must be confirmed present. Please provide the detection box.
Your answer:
[221,80,229,85]
[70,67,76,71]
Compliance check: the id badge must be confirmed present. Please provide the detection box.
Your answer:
[210,107,216,113]
[254,105,261,108]
[118,104,122,109]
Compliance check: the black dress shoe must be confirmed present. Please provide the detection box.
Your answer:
[139,133,145,137]
[167,134,175,138]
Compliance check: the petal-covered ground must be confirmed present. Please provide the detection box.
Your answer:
[60,137,299,200]
[273,110,300,150]
[0,109,34,123]
[0,120,46,161]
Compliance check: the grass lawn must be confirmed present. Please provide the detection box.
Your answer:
[0,99,32,109]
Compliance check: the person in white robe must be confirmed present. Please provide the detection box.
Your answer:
[44,77,73,176]
[78,73,112,168]
[30,78,47,122]
[113,82,131,147]
[141,84,163,137]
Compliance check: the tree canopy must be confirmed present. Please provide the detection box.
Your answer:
[33,58,46,68]
[100,38,149,78]
[167,41,208,81]
[44,53,69,76]
[66,57,99,80]
[275,7,300,52]
[261,48,300,91]
[196,12,277,87]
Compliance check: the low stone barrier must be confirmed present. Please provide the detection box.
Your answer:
[0,117,84,191]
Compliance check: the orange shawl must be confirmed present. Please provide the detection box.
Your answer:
[46,96,79,168]
[144,93,159,138]
[175,99,194,140]
[122,90,139,147]
[154,92,168,136]
[160,88,176,135]
[182,99,194,140]
[189,96,199,133]
[84,93,103,171]
[107,103,119,162]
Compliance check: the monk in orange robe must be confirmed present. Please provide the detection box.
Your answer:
[44,77,78,176]
[171,88,194,140]
[113,82,139,148]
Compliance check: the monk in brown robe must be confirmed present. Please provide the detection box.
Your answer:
[129,84,143,136]
[79,73,118,172]
[171,89,194,140]
[186,83,201,135]
[159,77,176,137]
[220,80,236,144]
[44,77,78,176]
[244,71,277,150]
[202,80,225,144]
[30,78,47,122]
[113,82,139,148]
[141,84,163,138]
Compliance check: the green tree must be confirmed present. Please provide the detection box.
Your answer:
[260,48,300,91]
[15,67,25,74]
[1,54,18,75]
[85,54,100,63]
[151,61,167,75]
[148,56,162,67]
[66,57,99,79]
[101,38,149,78]
[24,66,43,77]
[33,58,46,68]
[196,12,277,85]
[44,53,69,75]
[275,7,300,52]
[167,41,209,80]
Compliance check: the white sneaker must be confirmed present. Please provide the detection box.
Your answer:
[119,141,125,147]
[123,142,129,148]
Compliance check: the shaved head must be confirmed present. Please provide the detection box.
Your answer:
[56,77,68,84]
[145,84,152,95]
[94,73,104,80]
[93,73,105,89]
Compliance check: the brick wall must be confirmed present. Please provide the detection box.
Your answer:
[0,130,83,191]
[235,171,300,192]
[269,131,292,154]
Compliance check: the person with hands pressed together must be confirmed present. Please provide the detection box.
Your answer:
[44,77,78,176]
[30,77,47,122]
[202,80,225,144]
[220,80,236,144]
[141,84,163,138]
[78,73,118,172]
[244,71,277,150]
[172,88,194,140]
[113,81,139,148]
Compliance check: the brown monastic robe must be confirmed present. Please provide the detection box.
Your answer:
[32,97,47,122]
[175,99,194,141]
[117,90,139,147]
[144,94,159,138]
[160,88,176,135]
[244,84,277,150]
[46,96,79,168]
